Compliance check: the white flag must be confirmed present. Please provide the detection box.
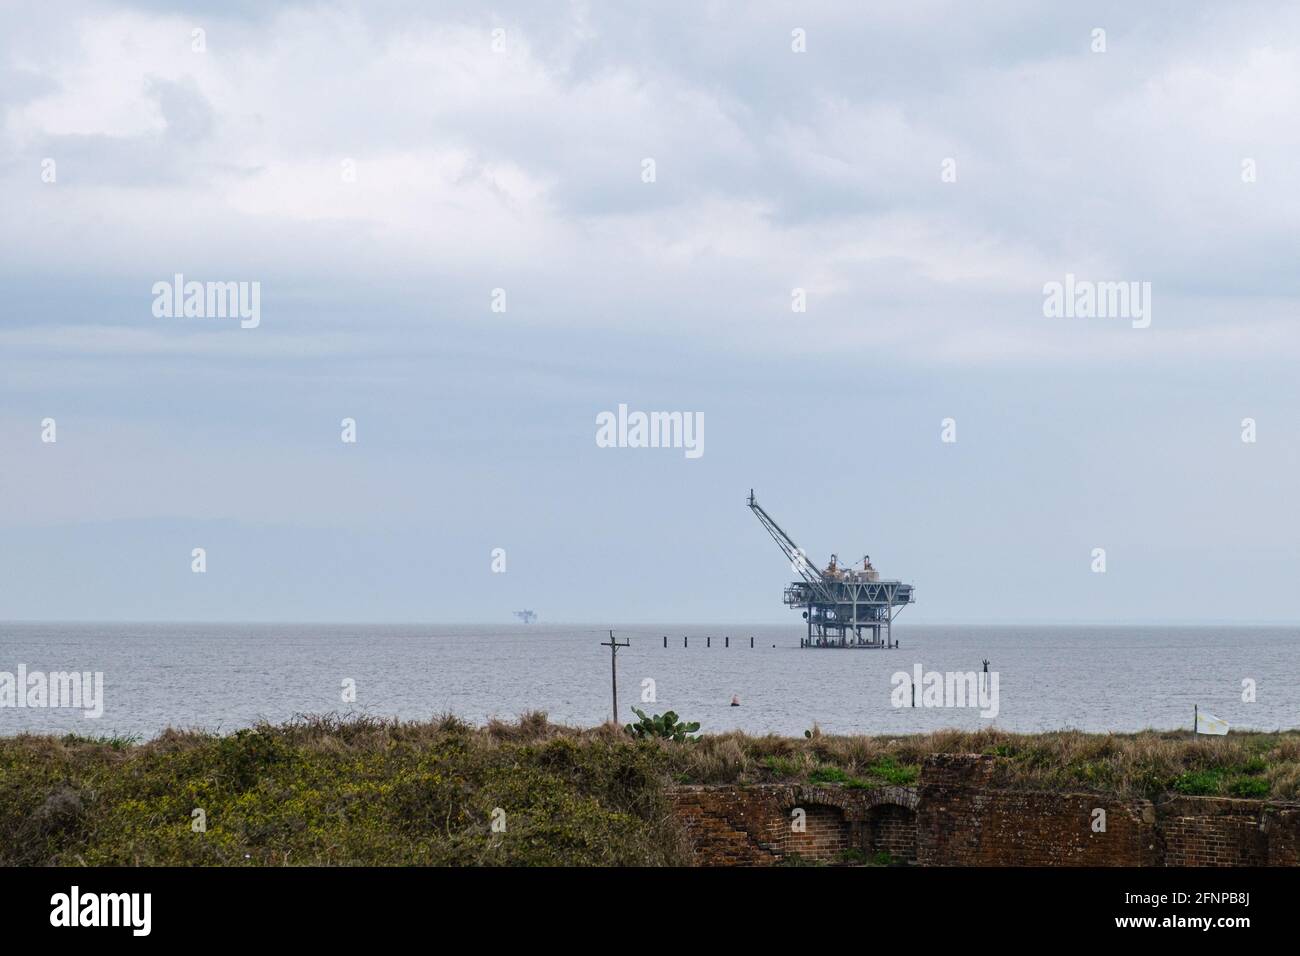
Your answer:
[1196,710,1229,735]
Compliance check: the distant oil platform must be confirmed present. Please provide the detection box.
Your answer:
[513,610,537,624]
[748,490,914,648]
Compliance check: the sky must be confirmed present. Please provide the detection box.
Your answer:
[1,0,1298,624]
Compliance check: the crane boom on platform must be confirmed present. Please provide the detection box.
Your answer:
[747,490,832,603]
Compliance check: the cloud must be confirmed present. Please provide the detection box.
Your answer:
[2,0,1299,370]
[4,2,1300,626]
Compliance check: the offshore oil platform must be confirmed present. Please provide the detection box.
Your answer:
[748,490,914,648]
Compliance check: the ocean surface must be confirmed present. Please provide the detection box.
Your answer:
[1,623,1297,739]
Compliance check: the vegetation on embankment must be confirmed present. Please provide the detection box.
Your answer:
[0,714,688,866]
[2,715,1298,865]
[689,724,1300,799]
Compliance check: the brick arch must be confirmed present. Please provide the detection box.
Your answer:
[778,786,920,864]
[783,784,919,814]
[788,785,863,812]
[862,786,919,812]
[667,783,924,866]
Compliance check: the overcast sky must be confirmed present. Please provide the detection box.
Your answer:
[2,1,1298,624]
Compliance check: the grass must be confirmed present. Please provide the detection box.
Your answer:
[3,715,1299,865]
[0,714,689,866]
[683,726,1300,800]
[1170,754,1273,797]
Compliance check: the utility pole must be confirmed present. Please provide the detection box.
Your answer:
[600,630,630,723]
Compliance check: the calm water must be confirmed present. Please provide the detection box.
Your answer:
[1,623,1296,739]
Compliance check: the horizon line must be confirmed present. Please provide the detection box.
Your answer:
[3,619,1298,628]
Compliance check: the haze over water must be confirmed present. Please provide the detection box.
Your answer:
[2,623,1295,739]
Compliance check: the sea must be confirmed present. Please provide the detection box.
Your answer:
[1,623,1296,739]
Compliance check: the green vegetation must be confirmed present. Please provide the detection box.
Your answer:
[624,708,700,742]
[1230,777,1271,798]
[761,755,802,777]
[1172,769,1225,795]
[3,716,1299,866]
[1170,754,1272,797]
[807,765,853,785]
[0,714,690,866]
[673,725,1300,800]
[863,756,919,787]
[805,758,917,789]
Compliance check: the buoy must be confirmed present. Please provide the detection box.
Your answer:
[730,694,740,707]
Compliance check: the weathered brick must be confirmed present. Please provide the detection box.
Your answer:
[668,755,1300,867]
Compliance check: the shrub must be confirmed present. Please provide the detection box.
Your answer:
[1172,769,1223,795]
[864,756,919,786]
[0,714,690,866]
[1229,777,1270,798]
[808,765,851,785]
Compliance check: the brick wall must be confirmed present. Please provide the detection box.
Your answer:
[1263,805,1300,865]
[668,783,918,866]
[915,754,1299,867]
[668,755,1300,867]
[783,804,852,860]
[1159,797,1267,866]
[916,754,1160,866]
[668,785,786,865]
[867,804,918,863]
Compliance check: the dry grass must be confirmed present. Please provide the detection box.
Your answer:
[3,715,1297,866]
[676,726,1300,799]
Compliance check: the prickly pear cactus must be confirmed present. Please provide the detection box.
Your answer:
[624,707,701,742]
